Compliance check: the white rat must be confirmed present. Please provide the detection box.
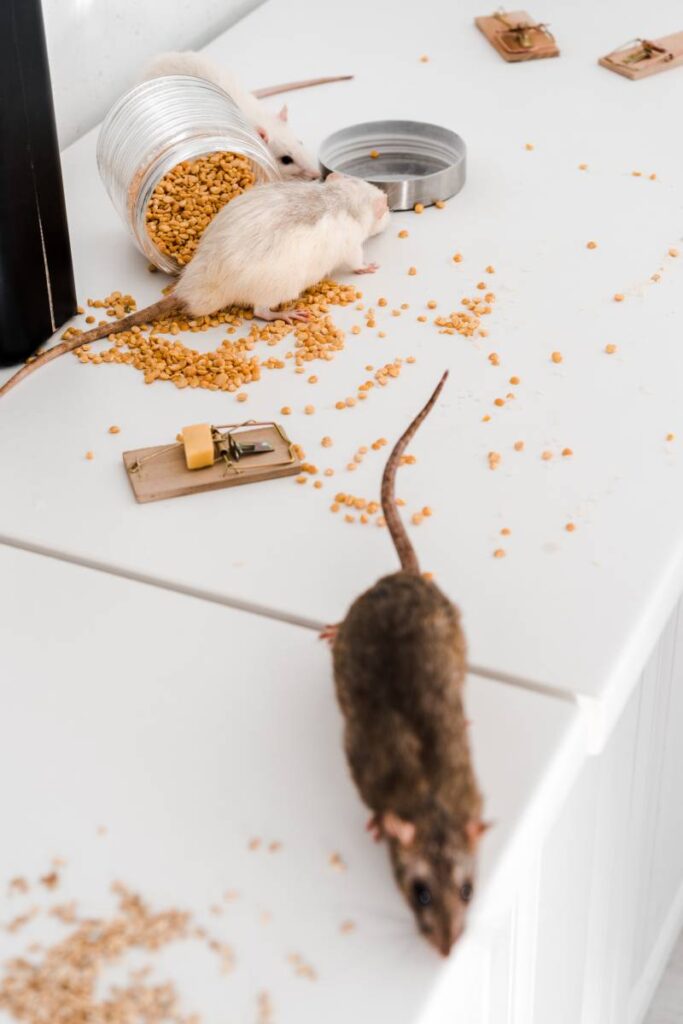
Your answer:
[0,174,390,397]
[176,174,389,319]
[143,51,342,181]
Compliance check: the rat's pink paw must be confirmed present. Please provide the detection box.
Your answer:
[353,262,379,275]
[319,623,339,646]
[366,814,383,842]
[254,305,309,324]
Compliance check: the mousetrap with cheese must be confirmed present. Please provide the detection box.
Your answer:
[598,32,683,80]
[475,10,559,61]
[123,421,301,503]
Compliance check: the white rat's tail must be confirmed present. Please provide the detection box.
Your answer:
[142,52,352,113]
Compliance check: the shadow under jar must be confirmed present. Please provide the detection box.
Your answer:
[97,75,280,274]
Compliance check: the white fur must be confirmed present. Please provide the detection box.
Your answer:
[175,176,390,316]
[142,52,319,180]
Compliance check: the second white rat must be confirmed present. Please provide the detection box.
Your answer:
[143,51,328,180]
[0,174,390,396]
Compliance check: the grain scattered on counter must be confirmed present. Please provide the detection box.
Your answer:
[257,990,275,1023]
[551,351,563,364]
[0,882,201,1023]
[605,344,617,354]
[287,953,318,981]
[71,279,355,393]
[328,851,347,872]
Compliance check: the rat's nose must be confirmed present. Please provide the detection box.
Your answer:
[304,168,320,180]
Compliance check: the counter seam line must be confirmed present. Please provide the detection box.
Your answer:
[0,534,582,707]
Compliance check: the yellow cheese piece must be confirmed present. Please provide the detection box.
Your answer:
[182,423,215,470]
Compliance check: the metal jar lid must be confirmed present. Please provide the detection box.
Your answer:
[319,120,466,211]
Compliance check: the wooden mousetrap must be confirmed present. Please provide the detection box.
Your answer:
[475,10,559,62]
[599,32,683,80]
[123,421,301,504]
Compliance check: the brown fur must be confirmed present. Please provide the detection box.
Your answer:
[331,372,485,956]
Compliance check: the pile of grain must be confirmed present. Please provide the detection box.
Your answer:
[66,280,357,392]
[145,151,256,267]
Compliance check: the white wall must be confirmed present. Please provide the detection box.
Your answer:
[42,0,265,149]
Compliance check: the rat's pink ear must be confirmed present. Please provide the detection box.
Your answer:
[382,811,416,847]
[257,126,269,143]
[373,194,388,219]
[465,819,492,851]
[278,104,289,122]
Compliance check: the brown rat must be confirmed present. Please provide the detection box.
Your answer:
[329,371,487,956]
[0,175,389,399]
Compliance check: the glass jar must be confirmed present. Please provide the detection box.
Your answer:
[97,75,280,274]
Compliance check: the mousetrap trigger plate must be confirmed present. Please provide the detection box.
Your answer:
[123,421,300,504]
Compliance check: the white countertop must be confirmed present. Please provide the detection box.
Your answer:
[2,0,683,721]
[0,544,582,1023]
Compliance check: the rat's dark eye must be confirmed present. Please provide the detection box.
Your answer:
[460,881,474,903]
[280,155,294,165]
[413,880,432,908]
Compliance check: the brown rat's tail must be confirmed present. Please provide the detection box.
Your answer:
[0,295,181,399]
[381,370,449,574]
